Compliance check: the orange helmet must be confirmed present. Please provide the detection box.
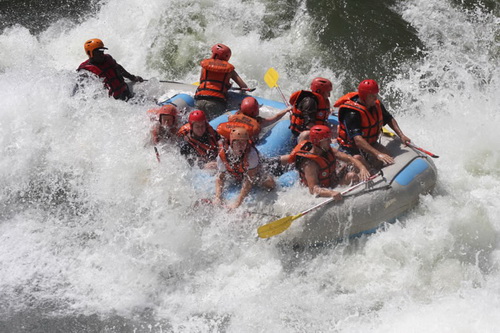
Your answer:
[240,97,259,118]
[230,127,250,143]
[309,125,332,145]
[211,43,232,61]
[358,79,379,100]
[310,77,333,95]
[157,104,178,123]
[84,38,107,58]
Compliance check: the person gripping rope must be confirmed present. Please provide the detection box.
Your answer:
[285,125,370,199]
[194,43,249,118]
[335,79,411,170]
[215,128,275,209]
[76,38,143,101]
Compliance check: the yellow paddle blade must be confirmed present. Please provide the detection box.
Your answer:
[257,213,303,239]
[264,67,279,88]
[382,127,395,137]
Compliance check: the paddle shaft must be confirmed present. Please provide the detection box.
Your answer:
[297,173,380,218]
[154,146,160,163]
[276,86,290,107]
[408,143,439,158]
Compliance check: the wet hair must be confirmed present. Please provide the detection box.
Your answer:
[298,96,317,115]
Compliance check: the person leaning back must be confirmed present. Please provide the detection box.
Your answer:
[76,38,143,101]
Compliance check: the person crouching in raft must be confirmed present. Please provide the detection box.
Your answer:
[216,96,291,142]
[178,110,221,169]
[147,104,180,146]
[285,125,370,199]
[336,79,411,170]
[215,128,275,209]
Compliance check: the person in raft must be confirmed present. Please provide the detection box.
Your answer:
[335,79,411,170]
[215,127,275,209]
[76,38,144,101]
[216,96,291,142]
[194,43,250,119]
[177,110,221,169]
[286,125,370,199]
[289,77,333,142]
[147,104,180,146]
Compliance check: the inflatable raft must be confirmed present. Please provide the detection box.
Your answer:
[156,83,438,245]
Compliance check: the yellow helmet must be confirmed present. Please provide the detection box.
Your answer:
[84,38,107,58]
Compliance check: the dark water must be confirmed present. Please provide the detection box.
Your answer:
[0,0,100,33]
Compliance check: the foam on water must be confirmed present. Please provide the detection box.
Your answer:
[0,0,499,331]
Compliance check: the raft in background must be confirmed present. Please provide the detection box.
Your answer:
[156,83,438,245]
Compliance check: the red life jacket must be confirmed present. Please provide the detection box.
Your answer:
[289,90,330,136]
[77,54,129,99]
[216,113,261,142]
[195,59,235,101]
[218,142,253,182]
[335,92,383,148]
[288,140,337,188]
[178,123,220,162]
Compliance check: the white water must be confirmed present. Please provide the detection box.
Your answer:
[0,0,499,331]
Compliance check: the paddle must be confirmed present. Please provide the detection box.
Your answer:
[257,173,381,239]
[407,143,439,158]
[264,67,290,107]
[154,146,161,163]
[382,128,438,158]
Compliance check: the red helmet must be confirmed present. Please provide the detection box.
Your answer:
[240,97,259,118]
[157,104,178,123]
[309,125,332,145]
[230,127,250,143]
[211,43,232,61]
[84,38,107,58]
[310,77,333,95]
[188,110,207,124]
[358,79,379,100]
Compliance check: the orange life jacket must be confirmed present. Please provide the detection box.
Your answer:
[218,142,253,182]
[335,92,383,148]
[195,59,235,101]
[151,124,178,145]
[77,54,129,99]
[178,123,220,162]
[288,140,337,188]
[216,113,261,141]
[289,90,330,136]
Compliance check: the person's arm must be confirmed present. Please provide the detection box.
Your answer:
[380,102,411,145]
[231,70,248,89]
[229,169,256,209]
[387,118,411,145]
[214,171,226,206]
[260,106,292,128]
[301,160,342,200]
[116,64,143,82]
[353,135,394,165]
[334,149,371,181]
